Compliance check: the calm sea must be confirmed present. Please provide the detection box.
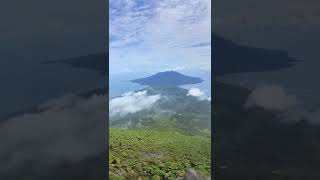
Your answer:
[109,71,211,98]
[0,61,105,120]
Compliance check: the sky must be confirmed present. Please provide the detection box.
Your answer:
[109,0,211,75]
[213,0,320,52]
[0,0,106,63]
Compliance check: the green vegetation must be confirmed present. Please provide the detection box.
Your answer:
[109,87,212,179]
[109,128,211,180]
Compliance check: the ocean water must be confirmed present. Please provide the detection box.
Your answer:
[217,59,320,109]
[0,61,106,120]
[109,71,211,98]
[1,61,210,120]
[180,75,211,97]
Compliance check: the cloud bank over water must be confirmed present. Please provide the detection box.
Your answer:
[0,94,107,172]
[245,85,298,111]
[187,88,211,101]
[245,84,320,124]
[109,90,161,117]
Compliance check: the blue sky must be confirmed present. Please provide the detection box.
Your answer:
[110,0,211,75]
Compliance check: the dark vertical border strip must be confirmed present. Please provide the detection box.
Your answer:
[211,0,216,179]
[106,0,110,179]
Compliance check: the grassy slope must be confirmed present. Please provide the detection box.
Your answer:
[109,128,211,180]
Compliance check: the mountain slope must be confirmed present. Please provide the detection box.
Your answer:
[109,86,211,132]
[130,71,203,86]
[212,34,299,75]
[109,128,211,179]
[43,53,108,75]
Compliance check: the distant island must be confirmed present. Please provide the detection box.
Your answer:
[130,71,203,86]
[43,34,298,77]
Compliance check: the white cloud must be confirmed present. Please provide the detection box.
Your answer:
[306,109,320,124]
[244,84,320,125]
[245,85,320,125]
[109,90,161,117]
[245,85,298,111]
[109,0,211,74]
[187,87,210,101]
[0,93,107,171]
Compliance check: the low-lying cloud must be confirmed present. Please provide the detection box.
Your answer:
[0,93,107,173]
[109,90,161,117]
[245,85,298,111]
[306,109,320,124]
[187,88,211,101]
[245,84,320,124]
